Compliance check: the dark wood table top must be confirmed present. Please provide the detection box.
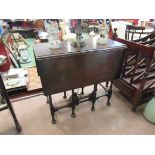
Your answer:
[34,37,126,95]
[34,38,125,59]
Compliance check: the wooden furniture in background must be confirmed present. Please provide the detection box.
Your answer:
[125,25,153,41]
[114,37,155,110]
[34,38,126,124]
[134,31,155,46]
[7,20,35,38]
[113,19,139,25]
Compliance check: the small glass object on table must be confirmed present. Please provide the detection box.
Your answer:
[48,31,61,49]
[44,21,61,49]
[71,19,86,48]
[97,28,109,45]
[19,49,32,64]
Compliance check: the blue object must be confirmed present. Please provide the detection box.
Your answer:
[0,27,2,35]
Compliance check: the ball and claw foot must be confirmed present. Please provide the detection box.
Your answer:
[71,113,76,118]
[91,106,95,111]
[106,102,111,106]
[52,119,56,124]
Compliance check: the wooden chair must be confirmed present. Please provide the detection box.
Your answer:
[114,37,155,110]
[125,25,151,41]
[134,31,155,46]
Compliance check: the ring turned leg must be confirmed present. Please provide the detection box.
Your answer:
[71,106,76,118]
[106,82,113,106]
[71,90,76,118]
[63,91,67,99]
[81,87,84,95]
[90,84,97,111]
[91,96,96,111]
[48,95,56,124]
[106,81,109,87]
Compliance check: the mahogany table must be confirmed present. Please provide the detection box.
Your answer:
[34,38,126,124]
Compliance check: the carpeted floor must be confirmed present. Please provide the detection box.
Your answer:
[0,84,155,135]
